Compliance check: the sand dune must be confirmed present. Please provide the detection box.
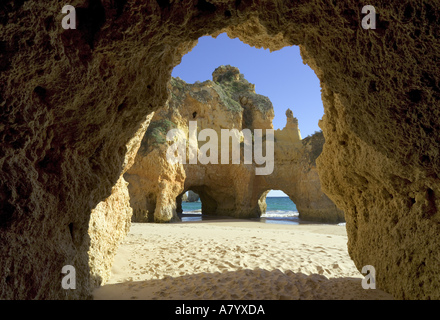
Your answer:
[93,220,393,300]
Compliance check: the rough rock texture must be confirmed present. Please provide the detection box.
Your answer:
[125,66,343,223]
[87,175,132,288]
[1,0,440,300]
[87,113,153,288]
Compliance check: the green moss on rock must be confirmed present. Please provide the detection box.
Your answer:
[142,119,177,151]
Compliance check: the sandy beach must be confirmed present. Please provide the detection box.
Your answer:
[93,220,393,300]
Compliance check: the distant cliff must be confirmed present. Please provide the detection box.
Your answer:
[186,191,200,202]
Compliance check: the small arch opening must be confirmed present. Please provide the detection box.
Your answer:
[176,187,221,222]
[257,190,300,225]
[176,190,201,222]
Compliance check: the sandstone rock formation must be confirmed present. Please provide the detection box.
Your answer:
[125,66,343,223]
[125,67,272,222]
[1,0,439,300]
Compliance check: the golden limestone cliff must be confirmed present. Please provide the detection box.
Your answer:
[2,1,440,299]
[124,66,343,223]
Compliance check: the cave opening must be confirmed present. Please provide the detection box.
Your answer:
[176,187,224,222]
[106,31,348,301]
[177,190,202,222]
[93,25,369,300]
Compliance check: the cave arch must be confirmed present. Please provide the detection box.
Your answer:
[2,1,440,300]
[176,187,219,220]
[257,190,300,224]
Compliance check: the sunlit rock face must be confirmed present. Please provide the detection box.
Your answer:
[125,66,341,224]
[1,0,439,299]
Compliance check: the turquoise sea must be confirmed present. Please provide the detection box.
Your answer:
[180,197,305,225]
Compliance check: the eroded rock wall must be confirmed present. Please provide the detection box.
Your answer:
[0,0,189,299]
[1,0,439,299]
[317,82,440,299]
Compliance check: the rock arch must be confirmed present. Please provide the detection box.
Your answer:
[1,1,439,299]
[177,187,218,218]
[257,189,299,220]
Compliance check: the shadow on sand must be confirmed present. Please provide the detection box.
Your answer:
[93,268,393,300]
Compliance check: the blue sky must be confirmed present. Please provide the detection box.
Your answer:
[172,33,324,197]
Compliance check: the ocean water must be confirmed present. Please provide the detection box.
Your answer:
[180,197,303,225]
